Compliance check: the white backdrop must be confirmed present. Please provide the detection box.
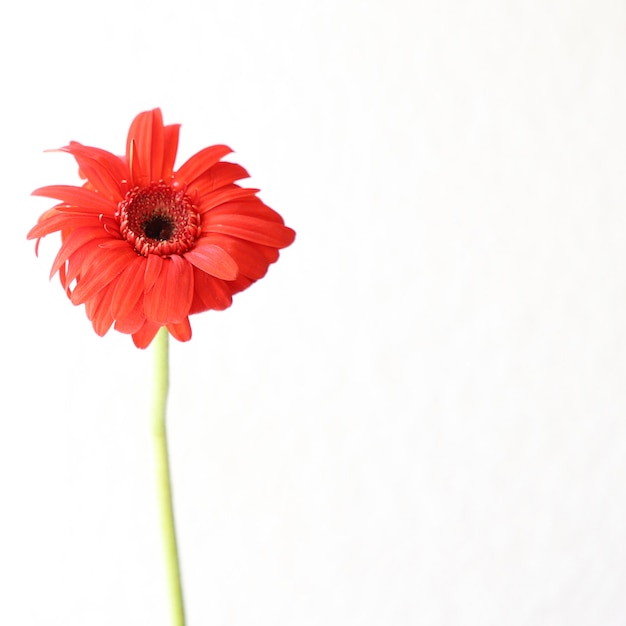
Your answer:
[1,1,625,624]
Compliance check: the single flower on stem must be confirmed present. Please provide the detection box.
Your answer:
[28,108,295,348]
[28,109,295,626]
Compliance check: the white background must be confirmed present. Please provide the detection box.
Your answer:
[1,1,625,624]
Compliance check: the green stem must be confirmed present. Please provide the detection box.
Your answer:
[152,326,186,626]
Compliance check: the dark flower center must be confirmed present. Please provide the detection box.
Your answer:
[143,215,174,240]
[117,183,201,256]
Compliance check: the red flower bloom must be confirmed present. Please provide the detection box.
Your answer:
[28,109,295,348]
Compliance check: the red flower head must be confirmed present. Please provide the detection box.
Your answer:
[28,109,295,348]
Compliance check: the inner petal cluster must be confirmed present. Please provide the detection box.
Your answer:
[117,182,201,256]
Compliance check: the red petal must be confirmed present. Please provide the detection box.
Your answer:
[132,320,161,349]
[191,162,250,197]
[184,243,238,280]
[162,124,181,179]
[197,185,259,214]
[115,297,146,333]
[111,255,146,319]
[70,245,137,305]
[58,142,127,200]
[58,264,70,296]
[114,294,147,334]
[86,281,116,336]
[144,255,194,324]
[149,109,165,182]
[98,239,132,249]
[189,268,233,314]
[63,239,104,288]
[197,233,279,279]
[228,274,254,296]
[127,139,145,187]
[201,215,296,248]
[144,254,164,291]
[32,185,117,215]
[205,199,285,223]
[167,318,192,342]
[27,211,106,240]
[49,227,113,279]
[175,145,232,187]
[125,109,169,184]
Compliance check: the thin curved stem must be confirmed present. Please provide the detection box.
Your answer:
[152,326,185,626]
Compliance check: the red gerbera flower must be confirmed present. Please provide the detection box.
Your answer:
[28,109,295,348]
